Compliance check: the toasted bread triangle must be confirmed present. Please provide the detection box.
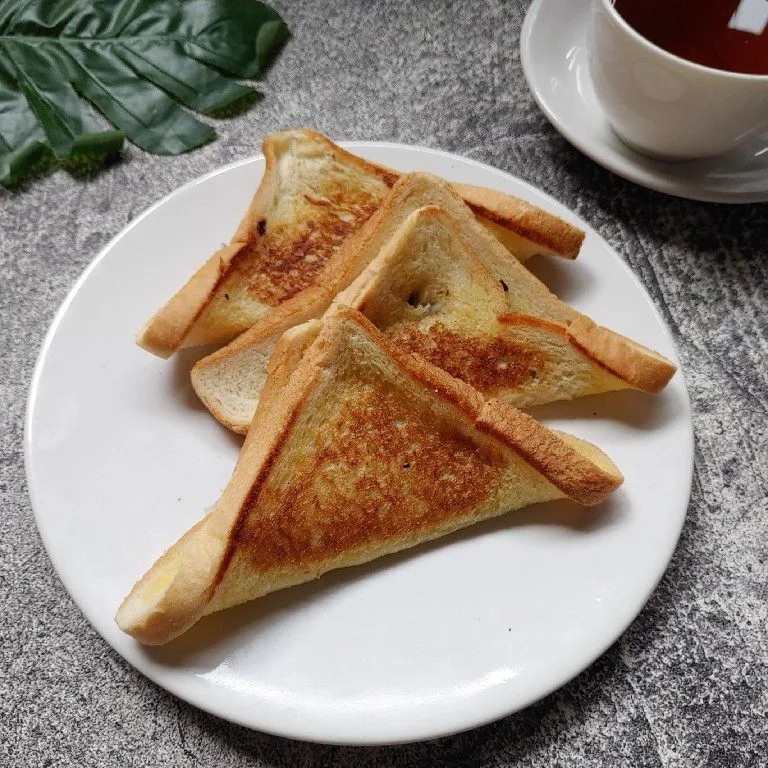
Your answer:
[138,130,584,358]
[192,178,676,434]
[333,205,675,407]
[118,307,622,645]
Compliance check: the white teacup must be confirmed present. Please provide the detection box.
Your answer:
[588,0,768,160]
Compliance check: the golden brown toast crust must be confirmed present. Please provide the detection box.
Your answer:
[497,312,676,394]
[136,244,242,359]
[475,407,618,506]
[138,131,586,357]
[497,312,570,335]
[117,517,216,646]
[254,320,323,430]
[567,316,676,394]
[453,183,585,259]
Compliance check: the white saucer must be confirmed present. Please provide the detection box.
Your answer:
[25,144,693,744]
[521,0,768,204]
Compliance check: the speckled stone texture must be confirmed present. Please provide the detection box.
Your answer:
[1,0,767,764]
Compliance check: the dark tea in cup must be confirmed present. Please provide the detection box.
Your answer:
[612,0,768,75]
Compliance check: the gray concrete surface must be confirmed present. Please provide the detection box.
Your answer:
[1,1,766,765]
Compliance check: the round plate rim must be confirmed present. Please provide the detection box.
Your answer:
[24,142,694,745]
[520,0,768,204]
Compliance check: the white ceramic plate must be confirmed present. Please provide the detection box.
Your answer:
[521,0,768,204]
[26,143,693,745]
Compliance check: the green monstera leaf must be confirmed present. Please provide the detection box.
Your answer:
[0,0,289,187]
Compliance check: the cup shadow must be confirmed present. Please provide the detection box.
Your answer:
[141,493,622,667]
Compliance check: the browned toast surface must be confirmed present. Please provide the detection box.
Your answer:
[228,139,395,308]
[385,320,549,393]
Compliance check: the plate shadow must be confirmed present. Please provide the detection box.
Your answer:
[525,253,592,304]
[170,344,220,412]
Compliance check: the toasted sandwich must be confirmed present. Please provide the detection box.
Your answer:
[335,205,676,405]
[117,306,622,645]
[138,130,585,357]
